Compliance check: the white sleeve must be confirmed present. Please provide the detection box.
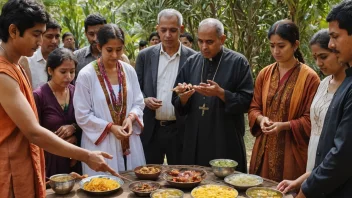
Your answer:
[74,69,109,143]
[126,64,145,134]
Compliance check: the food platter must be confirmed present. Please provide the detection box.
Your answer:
[162,168,207,188]
[79,175,124,195]
[224,173,263,190]
[191,184,239,198]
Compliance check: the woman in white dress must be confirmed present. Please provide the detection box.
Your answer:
[74,24,146,175]
[277,29,349,193]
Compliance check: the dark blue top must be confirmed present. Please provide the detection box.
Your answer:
[302,67,352,197]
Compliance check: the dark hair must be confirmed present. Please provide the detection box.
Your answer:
[62,32,74,42]
[180,32,194,43]
[97,24,125,46]
[148,32,159,41]
[46,18,61,32]
[327,0,352,35]
[309,29,331,51]
[268,19,305,63]
[46,48,77,72]
[84,14,106,32]
[139,40,148,47]
[0,0,49,42]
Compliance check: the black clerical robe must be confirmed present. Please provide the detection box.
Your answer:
[172,48,254,172]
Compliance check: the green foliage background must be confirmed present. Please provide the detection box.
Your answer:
[0,0,340,78]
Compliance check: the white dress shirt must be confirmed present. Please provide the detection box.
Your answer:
[155,44,181,120]
[28,48,48,90]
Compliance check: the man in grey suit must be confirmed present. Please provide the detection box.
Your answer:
[135,9,196,165]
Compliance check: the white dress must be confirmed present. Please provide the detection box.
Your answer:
[74,60,146,176]
[307,75,334,171]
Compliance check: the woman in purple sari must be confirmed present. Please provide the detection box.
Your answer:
[33,48,81,177]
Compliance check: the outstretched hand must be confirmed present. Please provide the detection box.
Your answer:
[85,151,118,176]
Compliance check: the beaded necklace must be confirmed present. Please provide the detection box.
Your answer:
[98,58,124,113]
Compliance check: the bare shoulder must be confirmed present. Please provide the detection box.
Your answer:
[0,73,20,98]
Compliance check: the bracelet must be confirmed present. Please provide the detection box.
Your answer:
[71,123,77,132]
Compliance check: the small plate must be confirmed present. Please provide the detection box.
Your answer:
[224,173,263,190]
[79,175,124,195]
[129,181,160,197]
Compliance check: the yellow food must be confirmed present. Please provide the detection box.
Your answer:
[192,185,238,198]
[228,175,261,186]
[83,178,119,192]
[51,176,73,182]
[152,190,182,198]
[247,189,282,198]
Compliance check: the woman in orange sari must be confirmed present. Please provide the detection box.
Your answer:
[248,20,320,182]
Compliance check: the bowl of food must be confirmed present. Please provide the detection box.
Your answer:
[246,187,283,198]
[191,184,238,198]
[224,173,263,190]
[79,175,124,195]
[129,181,161,197]
[49,174,75,195]
[134,165,162,180]
[209,159,238,178]
[150,188,184,198]
[162,168,207,189]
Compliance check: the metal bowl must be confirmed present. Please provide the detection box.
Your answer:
[150,188,184,198]
[134,165,162,180]
[191,184,238,198]
[129,181,161,197]
[246,187,284,198]
[79,175,124,195]
[49,174,75,195]
[209,159,238,178]
[224,173,263,190]
[162,168,207,189]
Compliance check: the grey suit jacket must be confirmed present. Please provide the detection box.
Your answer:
[135,43,196,145]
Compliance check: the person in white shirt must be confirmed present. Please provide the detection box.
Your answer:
[24,19,61,89]
[135,9,196,165]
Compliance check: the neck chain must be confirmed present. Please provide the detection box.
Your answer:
[201,50,224,83]
[48,81,69,112]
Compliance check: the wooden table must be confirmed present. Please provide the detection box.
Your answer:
[46,165,294,198]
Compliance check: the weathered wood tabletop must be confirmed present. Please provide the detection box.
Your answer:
[46,165,294,198]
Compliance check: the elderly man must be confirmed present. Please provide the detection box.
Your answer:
[172,18,253,172]
[136,9,196,165]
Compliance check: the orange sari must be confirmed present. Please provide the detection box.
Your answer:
[248,63,319,182]
[0,57,46,198]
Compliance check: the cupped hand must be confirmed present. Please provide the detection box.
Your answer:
[55,125,75,139]
[277,179,300,194]
[111,124,130,140]
[144,97,162,110]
